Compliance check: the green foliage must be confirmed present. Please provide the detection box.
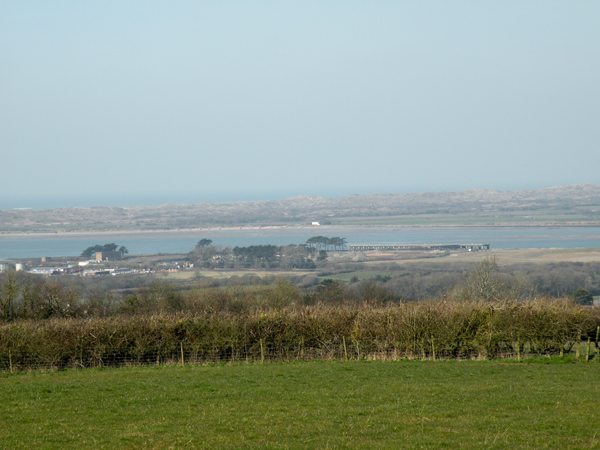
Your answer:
[573,288,594,305]
[306,236,347,250]
[80,243,121,258]
[189,244,316,270]
[311,279,345,304]
[233,244,277,262]
[197,238,213,247]
[374,274,391,282]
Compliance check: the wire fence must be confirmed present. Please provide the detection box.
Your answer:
[2,300,599,373]
[1,338,599,373]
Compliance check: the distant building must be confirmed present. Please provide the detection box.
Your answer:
[28,267,63,275]
[95,251,122,261]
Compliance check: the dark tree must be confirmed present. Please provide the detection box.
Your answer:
[80,243,121,258]
[81,247,95,258]
[573,288,594,305]
[197,239,213,247]
[119,246,129,255]
[306,236,347,250]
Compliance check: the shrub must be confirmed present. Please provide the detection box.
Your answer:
[1,298,597,372]
[573,288,594,305]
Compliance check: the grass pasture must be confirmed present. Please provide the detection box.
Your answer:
[1,360,600,449]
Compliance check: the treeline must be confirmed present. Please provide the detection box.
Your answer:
[189,244,318,270]
[0,272,393,321]
[0,258,598,322]
[1,299,599,372]
[81,243,128,258]
[305,236,347,250]
[340,260,600,300]
[2,258,600,371]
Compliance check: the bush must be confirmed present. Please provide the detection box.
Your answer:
[1,298,597,371]
[573,288,594,305]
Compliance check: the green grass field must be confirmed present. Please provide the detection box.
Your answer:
[2,360,599,449]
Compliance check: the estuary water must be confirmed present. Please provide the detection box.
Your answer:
[2,226,600,260]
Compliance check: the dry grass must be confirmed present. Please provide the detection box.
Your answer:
[164,270,310,280]
[346,248,600,269]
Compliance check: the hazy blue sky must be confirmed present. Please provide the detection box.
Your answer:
[1,1,599,209]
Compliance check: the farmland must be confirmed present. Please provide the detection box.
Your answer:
[1,360,599,449]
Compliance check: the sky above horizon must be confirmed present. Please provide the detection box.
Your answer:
[2,1,599,209]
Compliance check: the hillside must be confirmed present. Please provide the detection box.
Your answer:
[1,183,600,233]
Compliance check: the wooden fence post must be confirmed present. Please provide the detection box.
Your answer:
[260,339,265,363]
[596,327,600,361]
[343,336,348,362]
[586,338,591,363]
[180,342,185,367]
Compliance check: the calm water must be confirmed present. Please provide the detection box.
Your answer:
[2,227,600,260]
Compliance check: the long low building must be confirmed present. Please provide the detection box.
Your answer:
[347,243,490,251]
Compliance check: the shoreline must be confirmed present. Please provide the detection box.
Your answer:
[2,221,600,239]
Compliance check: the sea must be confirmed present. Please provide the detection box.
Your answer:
[2,226,600,260]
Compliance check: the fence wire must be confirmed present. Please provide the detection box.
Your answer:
[1,339,598,373]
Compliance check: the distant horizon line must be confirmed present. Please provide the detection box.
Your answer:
[2,182,598,212]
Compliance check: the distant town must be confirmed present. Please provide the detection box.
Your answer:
[0,237,491,277]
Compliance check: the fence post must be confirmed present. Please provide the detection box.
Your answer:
[586,338,591,363]
[260,339,265,363]
[343,336,348,362]
[431,336,436,361]
[9,350,13,374]
[576,330,582,359]
[180,342,185,367]
[596,327,600,361]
